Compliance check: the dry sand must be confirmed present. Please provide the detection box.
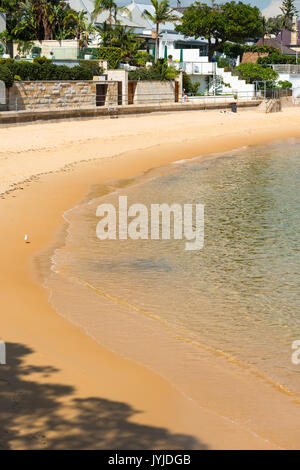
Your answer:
[1,108,300,450]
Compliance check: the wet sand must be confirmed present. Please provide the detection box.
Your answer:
[1,108,300,449]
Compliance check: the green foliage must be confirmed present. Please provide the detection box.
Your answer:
[217,57,231,69]
[0,0,96,42]
[0,64,14,87]
[258,52,299,65]
[280,0,298,19]
[129,51,154,67]
[220,43,278,62]
[176,1,262,61]
[33,56,52,65]
[182,71,199,94]
[243,45,279,54]
[235,62,278,84]
[142,0,178,62]
[79,60,104,76]
[99,25,142,62]
[128,59,179,81]
[221,42,244,60]
[70,65,93,80]
[277,80,293,89]
[92,0,129,24]
[0,43,4,58]
[0,60,93,82]
[97,46,123,69]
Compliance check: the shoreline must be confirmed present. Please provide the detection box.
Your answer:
[1,108,300,449]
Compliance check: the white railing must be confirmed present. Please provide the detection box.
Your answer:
[171,61,216,75]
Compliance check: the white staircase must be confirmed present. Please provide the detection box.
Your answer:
[215,66,255,98]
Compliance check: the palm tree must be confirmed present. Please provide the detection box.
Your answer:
[142,0,178,62]
[261,15,282,45]
[92,0,129,26]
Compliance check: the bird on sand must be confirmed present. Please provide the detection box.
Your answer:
[24,234,29,243]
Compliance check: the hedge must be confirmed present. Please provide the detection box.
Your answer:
[128,64,178,81]
[0,60,94,86]
[258,52,300,65]
[78,60,104,76]
[0,64,14,87]
[97,47,123,69]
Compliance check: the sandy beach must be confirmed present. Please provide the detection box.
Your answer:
[1,107,300,450]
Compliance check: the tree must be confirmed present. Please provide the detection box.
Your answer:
[92,0,129,26]
[63,10,97,47]
[176,1,262,61]
[99,24,141,61]
[260,15,285,45]
[0,0,95,43]
[280,0,298,20]
[142,0,178,62]
[235,62,278,85]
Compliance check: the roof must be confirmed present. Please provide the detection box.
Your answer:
[256,38,297,55]
[275,20,300,46]
[66,0,182,31]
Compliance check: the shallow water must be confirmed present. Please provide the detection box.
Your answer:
[45,139,300,446]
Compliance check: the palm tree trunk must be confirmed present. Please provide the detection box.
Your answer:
[155,23,159,62]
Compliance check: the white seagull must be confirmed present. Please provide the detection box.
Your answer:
[24,234,29,243]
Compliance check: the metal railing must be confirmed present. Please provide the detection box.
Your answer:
[272,64,300,74]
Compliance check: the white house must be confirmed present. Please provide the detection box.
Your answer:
[66,1,255,96]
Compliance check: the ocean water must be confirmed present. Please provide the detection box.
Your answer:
[45,139,300,445]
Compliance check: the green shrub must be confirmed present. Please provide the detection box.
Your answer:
[0,58,14,66]
[70,65,93,80]
[0,60,93,81]
[79,60,104,76]
[129,51,154,67]
[258,52,299,65]
[0,65,14,87]
[217,57,231,69]
[182,71,199,95]
[98,47,123,69]
[234,62,278,84]
[33,56,52,65]
[0,44,4,58]
[7,61,41,80]
[129,60,179,81]
[277,80,292,89]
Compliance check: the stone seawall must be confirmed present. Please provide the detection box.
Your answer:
[7,81,118,111]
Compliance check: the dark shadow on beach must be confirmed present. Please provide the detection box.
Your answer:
[0,342,208,450]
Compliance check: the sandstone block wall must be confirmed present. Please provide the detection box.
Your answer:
[133,80,176,104]
[7,81,118,111]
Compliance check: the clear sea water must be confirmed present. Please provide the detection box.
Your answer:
[45,139,300,446]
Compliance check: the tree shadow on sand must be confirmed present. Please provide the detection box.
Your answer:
[0,343,208,450]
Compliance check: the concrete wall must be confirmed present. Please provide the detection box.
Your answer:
[7,80,118,111]
[106,70,128,105]
[132,80,177,104]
